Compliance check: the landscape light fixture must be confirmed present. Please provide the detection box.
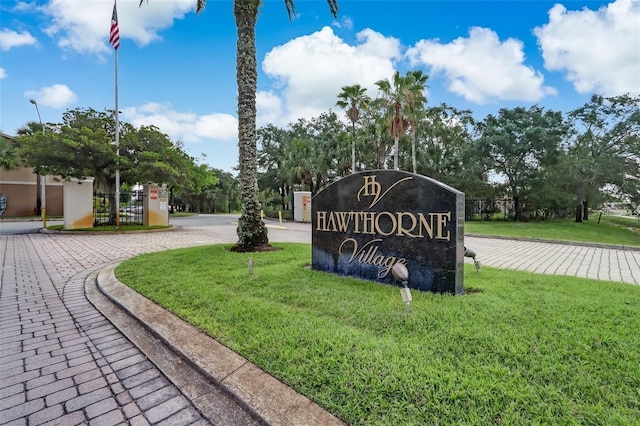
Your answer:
[391,263,412,314]
[464,247,481,272]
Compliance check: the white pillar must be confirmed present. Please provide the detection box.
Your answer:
[63,177,95,230]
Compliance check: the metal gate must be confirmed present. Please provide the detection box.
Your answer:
[94,192,145,226]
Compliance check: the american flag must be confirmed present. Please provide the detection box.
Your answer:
[109,2,120,50]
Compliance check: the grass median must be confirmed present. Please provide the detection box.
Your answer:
[465,216,640,246]
[115,243,640,425]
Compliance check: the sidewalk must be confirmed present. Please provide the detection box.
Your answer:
[1,223,639,425]
[464,234,640,285]
[0,227,267,425]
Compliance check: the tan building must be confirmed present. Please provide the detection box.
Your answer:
[0,133,63,217]
[0,167,63,217]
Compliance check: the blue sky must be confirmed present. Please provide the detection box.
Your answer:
[2,0,639,173]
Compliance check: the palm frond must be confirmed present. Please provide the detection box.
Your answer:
[196,0,206,14]
[284,0,296,21]
[326,0,338,18]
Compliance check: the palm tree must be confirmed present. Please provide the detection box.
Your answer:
[403,70,428,174]
[336,84,369,174]
[375,71,410,170]
[15,121,44,137]
[142,0,338,251]
[0,134,20,170]
[14,122,44,213]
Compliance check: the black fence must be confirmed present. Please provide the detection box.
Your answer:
[94,192,145,226]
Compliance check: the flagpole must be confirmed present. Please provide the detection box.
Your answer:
[111,0,120,228]
[115,46,120,227]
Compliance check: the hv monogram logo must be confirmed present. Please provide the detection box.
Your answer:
[356,175,413,208]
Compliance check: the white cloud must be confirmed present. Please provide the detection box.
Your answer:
[0,28,37,51]
[407,27,556,104]
[122,102,237,144]
[332,16,354,31]
[257,91,284,128]
[355,28,401,60]
[0,68,6,79]
[13,2,34,13]
[262,26,400,124]
[535,0,640,96]
[24,84,78,108]
[42,0,194,56]
[127,27,402,142]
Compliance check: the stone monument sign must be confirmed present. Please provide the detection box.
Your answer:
[312,170,464,294]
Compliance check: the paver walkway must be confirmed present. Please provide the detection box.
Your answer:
[464,235,640,285]
[1,221,638,425]
[1,226,267,426]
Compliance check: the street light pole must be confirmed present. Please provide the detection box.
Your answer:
[29,99,47,228]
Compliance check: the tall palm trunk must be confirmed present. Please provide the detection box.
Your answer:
[232,0,268,251]
[410,123,416,174]
[351,121,356,173]
[390,103,405,170]
[575,182,585,222]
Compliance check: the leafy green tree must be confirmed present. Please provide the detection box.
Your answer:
[567,94,640,221]
[124,125,193,188]
[17,108,189,192]
[477,106,568,221]
[284,112,347,195]
[416,104,476,182]
[173,161,220,212]
[357,97,393,170]
[18,108,118,190]
[618,176,640,217]
[411,104,497,219]
[336,84,370,174]
[17,107,207,219]
[173,166,239,214]
[519,149,576,219]
[257,124,294,210]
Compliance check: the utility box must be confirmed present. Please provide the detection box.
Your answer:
[0,193,7,216]
[143,183,169,226]
[64,177,95,229]
[293,191,312,222]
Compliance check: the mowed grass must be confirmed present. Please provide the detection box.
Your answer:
[116,243,640,425]
[465,216,640,247]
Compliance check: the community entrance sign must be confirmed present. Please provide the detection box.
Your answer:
[311,170,464,294]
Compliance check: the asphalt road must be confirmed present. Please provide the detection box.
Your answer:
[168,213,240,228]
[0,214,238,235]
[0,219,63,234]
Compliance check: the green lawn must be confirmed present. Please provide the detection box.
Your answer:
[465,216,640,247]
[169,212,198,217]
[116,243,640,425]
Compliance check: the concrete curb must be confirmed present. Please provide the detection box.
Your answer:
[39,225,178,235]
[96,263,345,426]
